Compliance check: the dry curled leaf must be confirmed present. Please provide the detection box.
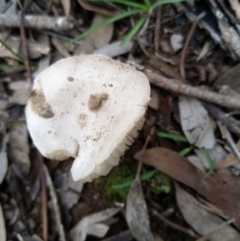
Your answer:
[9,123,30,177]
[179,96,215,148]
[0,133,8,184]
[215,63,240,95]
[126,177,153,241]
[69,207,121,241]
[176,183,240,241]
[74,14,113,55]
[135,147,240,230]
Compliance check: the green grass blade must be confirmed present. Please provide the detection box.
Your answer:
[143,0,151,9]
[92,0,148,11]
[151,0,191,10]
[0,39,25,63]
[64,9,144,47]
[111,144,193,191]
[121,16,146,45]
[9,119,26,127]
[201,147,214,177]
[158,132,188,142]
[111,169,158,190]
[111,180,132,190]
[179,145,195,156]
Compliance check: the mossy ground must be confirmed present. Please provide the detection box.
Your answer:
[94,162,172,202]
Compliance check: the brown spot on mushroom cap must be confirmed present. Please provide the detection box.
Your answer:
[88,93,108,110]
[67,76,74,81]
[92,132,101,141]
[78,113,87,128]
[29,90,54,118]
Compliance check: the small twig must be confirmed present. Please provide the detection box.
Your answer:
[136,127,154,177]
[195,218,235,241]
[44,165,66,241]
[152,209,197,238]
[37,152,48,241]
[203,102,240,137]
[149,56,183,80]
[154,7,161,53]
[144,70,240,110]
[215,140,240,170]
[137,13,151,57]
[19,11,33,84]
[218,122,240,160]
[180,12,206,79]
[0,14,74,31]
[34,29,77,43]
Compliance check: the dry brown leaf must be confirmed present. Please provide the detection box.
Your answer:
[0,33,50,60]
[61,0,71,16]
[135,147,240,230]
[8,81,31,105]
[69,208,121,241]
[75,14,113,55]
[179,96,215,148]
[94,40,133,58]
[0,133,8,184]
[9,123,30,177]
[149,88,160,111]
[215,140,240,170]
[51,37,71,57]
[215,63,240,94]
[126,177,153,241]
[77,0,118,17]
[176,183,240,241]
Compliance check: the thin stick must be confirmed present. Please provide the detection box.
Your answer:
[196,218,235,241]
[19,11,33,84]
[37,152,48,241]
[180,12,206,79]
[136,127,154,177]
[218,122,240,160]
[152,209,197,238]
[44,165,66,241]
[154,7,161,53]
[0,14,74,31]
[144,70,240,110]
[137,14,151,57]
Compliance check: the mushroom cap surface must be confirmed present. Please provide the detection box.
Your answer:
[26,55,150,182]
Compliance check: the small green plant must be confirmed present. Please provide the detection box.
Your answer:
[158,131,214,175]
[201,147,214,177]
[66,0,190,46]
[94,163,173,201]
[158,132,189,142]
[0,39,25,63]
[150,172,172,194]
[94,163,138,202]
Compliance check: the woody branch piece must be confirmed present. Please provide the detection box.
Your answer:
[0,14,74,31]
[145,70,240,110]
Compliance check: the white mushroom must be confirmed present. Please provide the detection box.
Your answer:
[25,55,150,182]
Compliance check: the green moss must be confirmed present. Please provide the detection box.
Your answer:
[150,172,172,194]
[94,163,137,202]
[94,163,172,202]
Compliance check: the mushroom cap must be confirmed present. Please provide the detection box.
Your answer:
[26,55,150,182]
